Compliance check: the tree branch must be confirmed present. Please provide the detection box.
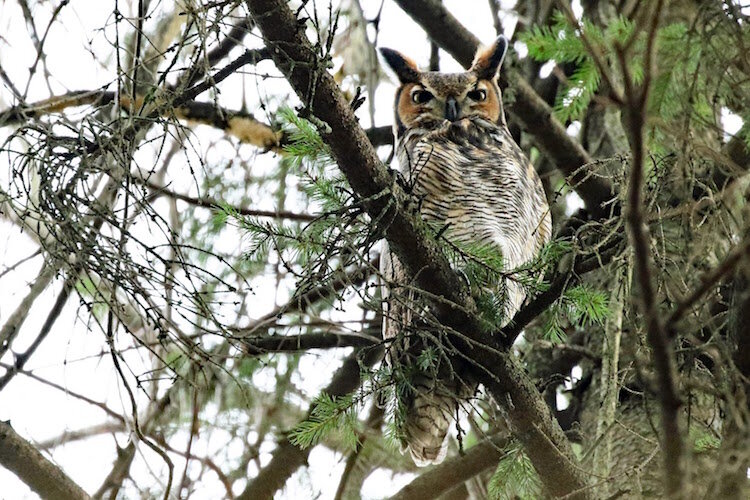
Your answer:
[92,442,135,500]
[236,347,383,500]
[616,1,683,495]
[243,1,590,497]
[243,331,377,355]
[0,421,90,500]
[666,232,750,333]
[0,279,73,391]
[142,180,318,221]
[0,90,394,149]
[391,434,508,500]
[0,262,56,358]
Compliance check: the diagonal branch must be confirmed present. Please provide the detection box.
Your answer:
[243,1,590,497]
[0,90,394,150]
[0,278,73,391]
[391,434,509,500]
[0,421,90,500]
[666,232,750,333]
[0,262,56,359]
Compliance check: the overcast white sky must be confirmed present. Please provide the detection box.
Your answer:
[0,0,745,498]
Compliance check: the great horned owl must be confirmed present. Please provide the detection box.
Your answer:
[379,37,552,466]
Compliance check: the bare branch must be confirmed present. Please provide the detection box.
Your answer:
[0,279,73,391]
[666,233,750,333]
[0,421,90,500]
[0,263,56,358]
[616,1,683,494]
[143,180,319,222]
[391,434,509,500]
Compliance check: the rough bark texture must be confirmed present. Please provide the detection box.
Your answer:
[0,421,90,499]
[244,0,591,497]
[390,435,508,500]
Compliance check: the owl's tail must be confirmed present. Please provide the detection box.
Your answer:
[401,374,455,467]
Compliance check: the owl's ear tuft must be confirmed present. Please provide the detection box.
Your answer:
[379,48,421,84]
[470,36,508,79]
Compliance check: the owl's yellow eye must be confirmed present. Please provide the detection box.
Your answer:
[467,89,487,101]
[411,89,434,104]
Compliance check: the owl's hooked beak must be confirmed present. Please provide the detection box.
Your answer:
[445,97,459,121]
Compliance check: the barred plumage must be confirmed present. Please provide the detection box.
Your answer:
[380,36,551,466]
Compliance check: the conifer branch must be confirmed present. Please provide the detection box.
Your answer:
[244,0,591,497]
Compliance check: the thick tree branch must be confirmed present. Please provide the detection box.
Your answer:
[244,1,590,497]
[244,331,377,354]
[391,0,614,217]
[390,434,508,500]
[0,421,90,500]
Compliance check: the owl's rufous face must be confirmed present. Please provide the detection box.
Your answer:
[380,37,508,133]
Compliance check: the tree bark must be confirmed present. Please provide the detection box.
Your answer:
[0,421,90,500]
[244,0,592,497]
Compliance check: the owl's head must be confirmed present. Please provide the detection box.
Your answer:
[380,36,508,136]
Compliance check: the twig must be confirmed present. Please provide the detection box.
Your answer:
[0,362,126,424]
[0,278,73,391]
[0,248,41,280]
[143,180,318,221]
[666,227,750,334]
[0,263,56,359]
